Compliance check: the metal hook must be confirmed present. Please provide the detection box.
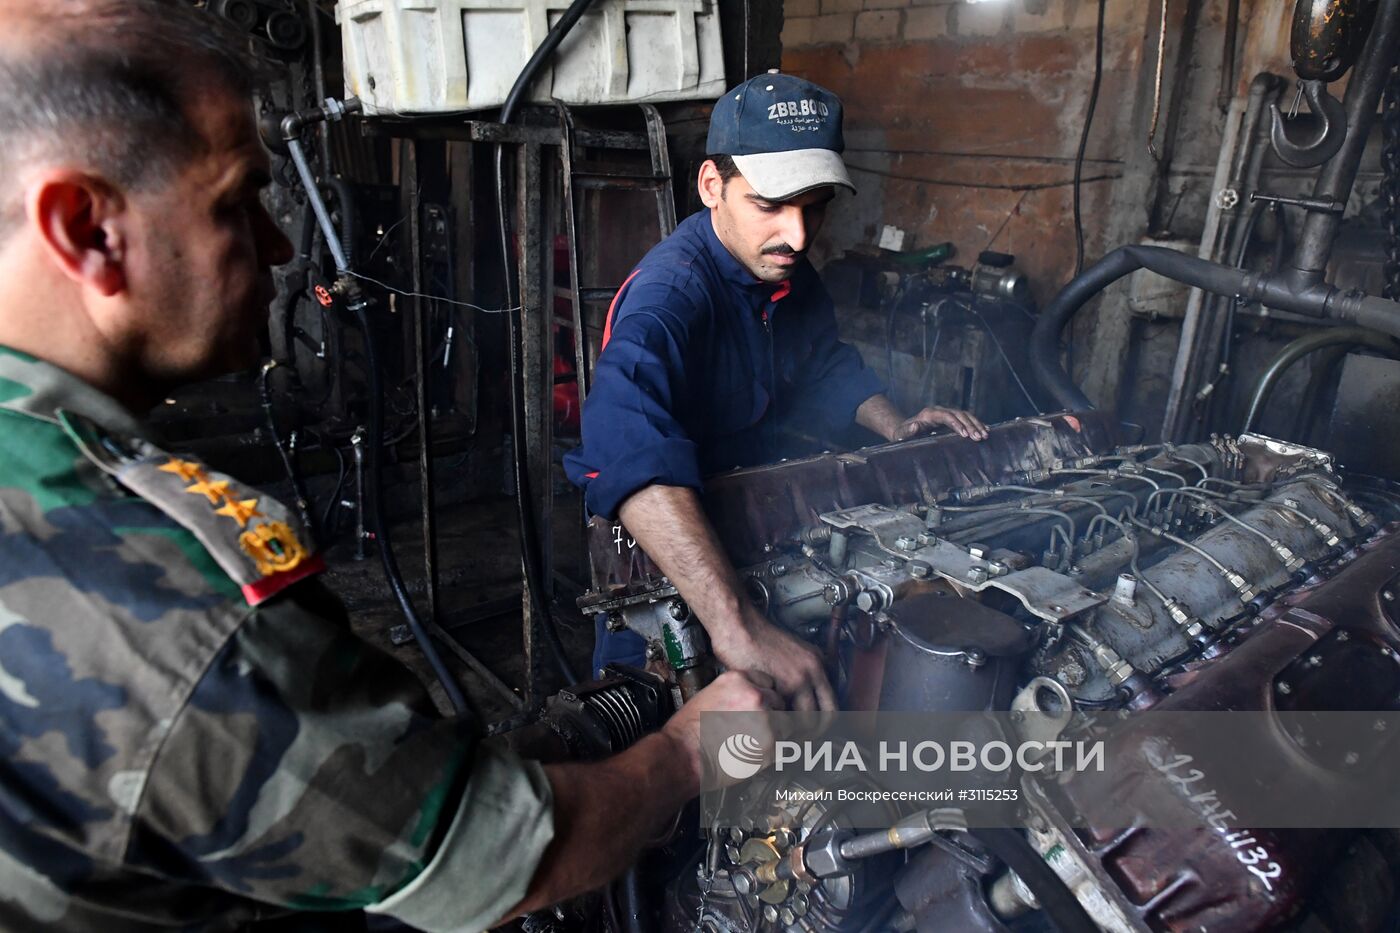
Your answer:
[1269,79,1348,168]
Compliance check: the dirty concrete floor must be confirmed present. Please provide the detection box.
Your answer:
[323,492,598,723]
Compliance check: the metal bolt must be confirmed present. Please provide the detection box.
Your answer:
[668,598,689,620]
[645,643,664,662]
[908,560,932,579]
[967,566,989,584]
[726,843,743,863]
[780,907,797,926]
[1385,591,1396,602]
[732,870,755,896]
[964,647,987,668]
[968,544,989,560]
[770,562,789,577]
[1337,630,1350,641]
[606,615,626,633]
[1307,655,1323,668]
[988,560,1010,577]
[855,591,880,613]
[792,895,809,917]
[763,905,780,924]
[1344,751,1359,766]
[895,536,917,551]
[1277,681,1292,695]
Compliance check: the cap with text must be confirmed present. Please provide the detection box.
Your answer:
[706,70,856,201]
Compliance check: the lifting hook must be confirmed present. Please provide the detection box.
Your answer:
[1268,79,1348,168]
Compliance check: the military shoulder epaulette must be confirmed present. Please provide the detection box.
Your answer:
[58,410,325,607]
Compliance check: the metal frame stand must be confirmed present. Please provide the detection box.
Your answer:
[370,106,676,703]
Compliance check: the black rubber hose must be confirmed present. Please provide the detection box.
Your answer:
[350,290,473,716]
[1071,0,1107,279]
[1028,244,1400,411]
[490,0,599,688]
[1241,326,1400,433]
[617,866,649,933]
[968,828,1097,933]
[325,176,358,270]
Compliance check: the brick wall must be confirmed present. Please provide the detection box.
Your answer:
[780,0,1148,305]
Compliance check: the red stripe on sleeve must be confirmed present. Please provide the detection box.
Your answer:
[601,269,644,350]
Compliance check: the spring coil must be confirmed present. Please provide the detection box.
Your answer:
[583,684,646,751]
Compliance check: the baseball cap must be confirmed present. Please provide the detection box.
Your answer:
[706,70,856,201]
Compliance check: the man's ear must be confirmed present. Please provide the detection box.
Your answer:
[27,172,127,297]
[697,159,725,209]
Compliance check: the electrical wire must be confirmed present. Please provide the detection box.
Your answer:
[1073,0,1108,278]
[343,269,520,314]
[845,162,1121,192]
[963,301,1042,412]
[1146,0,1169,160]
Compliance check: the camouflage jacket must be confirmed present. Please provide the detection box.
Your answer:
[0,347,554,932]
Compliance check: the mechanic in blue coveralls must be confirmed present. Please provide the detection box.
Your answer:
[565,73,988,712]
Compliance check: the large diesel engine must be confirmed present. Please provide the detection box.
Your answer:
[580,412,1400,932]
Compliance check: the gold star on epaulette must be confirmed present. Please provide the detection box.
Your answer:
[215,497,263,528]
[158,458,208,484]
[185,478,231,505]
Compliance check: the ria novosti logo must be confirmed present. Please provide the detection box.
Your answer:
[717,733,766,780]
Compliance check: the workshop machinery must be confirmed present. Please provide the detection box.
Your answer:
[579,414,1400,932]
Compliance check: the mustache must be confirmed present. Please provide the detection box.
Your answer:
[762,243,802,256]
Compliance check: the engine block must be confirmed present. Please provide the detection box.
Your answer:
[580,412,1400,932]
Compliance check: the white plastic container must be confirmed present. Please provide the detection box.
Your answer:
[337,0,728,115]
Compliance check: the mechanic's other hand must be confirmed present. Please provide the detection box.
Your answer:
[895,406,989,441]
[711,610,838,712]
[662,670,782,786]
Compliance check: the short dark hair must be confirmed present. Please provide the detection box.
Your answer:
[0,0,261,231]
[707,153,742,185]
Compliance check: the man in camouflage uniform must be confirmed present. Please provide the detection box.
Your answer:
[0,2,778,930]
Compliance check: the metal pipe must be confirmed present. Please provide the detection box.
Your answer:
[1160,74,1262,437]
[257,360,317,541]
[1288,0,1400,282]
[1241,326,1400,433]
[307,0,332,170]
[1029,244,1400,411]
[351,428,367,561]
[286,136,349,273]
[1217,0,1240,111]
[838,809,968,861]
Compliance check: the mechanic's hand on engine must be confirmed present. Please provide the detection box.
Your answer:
[710,607,839,712]
[895,406,989,441]
[662,670,783,788]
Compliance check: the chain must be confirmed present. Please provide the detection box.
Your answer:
[1382,66,1400,300]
